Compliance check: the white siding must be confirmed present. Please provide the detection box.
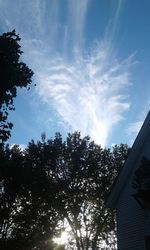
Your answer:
[116,134,150,250]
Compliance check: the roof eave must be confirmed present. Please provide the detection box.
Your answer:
[106,111,150,208]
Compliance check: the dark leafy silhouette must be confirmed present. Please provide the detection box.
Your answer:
[0,143,59,250]
[0,133,129,249]
[0,30,33,143]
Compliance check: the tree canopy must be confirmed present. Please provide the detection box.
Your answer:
[0,132,129,250]
[0,30,33,143]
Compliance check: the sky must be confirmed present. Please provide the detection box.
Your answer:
[0,0,150,147]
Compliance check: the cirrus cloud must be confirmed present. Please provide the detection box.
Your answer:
[33,42,133,146]
[0,0,134,146]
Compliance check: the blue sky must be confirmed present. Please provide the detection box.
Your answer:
[0,0,150,147]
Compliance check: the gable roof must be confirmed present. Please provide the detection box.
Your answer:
[106,111,150,208]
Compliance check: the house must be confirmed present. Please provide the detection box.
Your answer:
[107,111,150,250]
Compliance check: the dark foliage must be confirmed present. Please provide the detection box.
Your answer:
[0,143,60,250]
[0,133,129,250]
[0,30,33,142]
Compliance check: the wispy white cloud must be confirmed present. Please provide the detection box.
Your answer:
[34,41,133,146]
[126,120,143,146]
[127,121,143,136]
[0,0,133,146]
[67,0,89,52]
[10,144,26,151]
[126,104,150,145]
[104,0,124,43]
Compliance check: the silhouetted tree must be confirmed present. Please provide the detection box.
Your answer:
[0,143,59,250]
[49,133,129,250]
[25,133,129,249]
[0,30,33,143]
[0,133,129,249]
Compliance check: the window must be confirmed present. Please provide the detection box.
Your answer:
[145,235,150,249]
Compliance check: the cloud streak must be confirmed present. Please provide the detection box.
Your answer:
[35,42,133,146]
[126,103,150,145]
[0,0,133,146]
[67,0,89,52]
[127,121,143,137]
